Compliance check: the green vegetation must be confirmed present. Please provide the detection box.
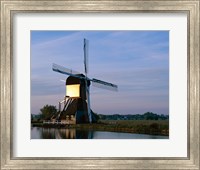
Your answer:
[40,104,57,120]
[99,112,168,120]
[31,105,57,122]
[96,120,169,135]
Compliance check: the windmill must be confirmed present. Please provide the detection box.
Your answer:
[52,39,118,124]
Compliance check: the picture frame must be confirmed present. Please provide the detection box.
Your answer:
[0,0,199,169]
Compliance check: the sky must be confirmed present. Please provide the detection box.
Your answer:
[31,31,169,115]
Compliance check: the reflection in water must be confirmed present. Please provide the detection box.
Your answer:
[31,127,92,139]
[31,127,168,139]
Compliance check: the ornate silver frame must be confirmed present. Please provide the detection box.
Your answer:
[1,0,199,169]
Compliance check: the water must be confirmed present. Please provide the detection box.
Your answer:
[31,127,168,139]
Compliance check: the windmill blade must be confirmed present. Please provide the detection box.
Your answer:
[83,38,92,123]
[84,38,89,74]
[92,78,118,91]
[52,63,84,80]
[53,63,80,75]
[86,85,92,122]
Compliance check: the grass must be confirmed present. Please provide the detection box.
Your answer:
[97,120,169,135]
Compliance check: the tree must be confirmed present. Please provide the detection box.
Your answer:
[31,114,34,121]
[143,112,158,120]
[40,105,57,120]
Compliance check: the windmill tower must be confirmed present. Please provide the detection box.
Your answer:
[52,39,118,124]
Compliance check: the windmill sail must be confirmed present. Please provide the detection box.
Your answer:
[84,38,89,74]
[92,78,118,91]
[52,63,84,79]
[83,38,92,123]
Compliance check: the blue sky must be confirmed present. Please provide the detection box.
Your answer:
[31,31,169,115]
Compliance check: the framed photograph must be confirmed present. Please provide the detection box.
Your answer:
[0,0,199,169]
[31,30,170,141]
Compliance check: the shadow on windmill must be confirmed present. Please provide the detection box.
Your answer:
[45,39,118,125]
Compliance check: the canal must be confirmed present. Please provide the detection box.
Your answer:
[31,127,169,139]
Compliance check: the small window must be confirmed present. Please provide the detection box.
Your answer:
[66,84,80,97]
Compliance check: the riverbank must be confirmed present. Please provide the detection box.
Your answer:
[32,120,169,136]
